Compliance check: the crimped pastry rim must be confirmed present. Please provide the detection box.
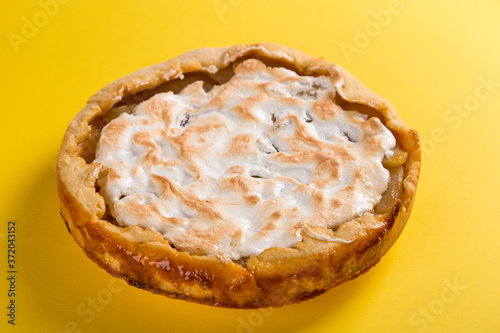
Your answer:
[56,42,421,308]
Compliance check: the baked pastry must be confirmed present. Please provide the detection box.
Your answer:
[56,43,420,308]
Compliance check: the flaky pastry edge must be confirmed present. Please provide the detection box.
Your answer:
[57,43,421,308]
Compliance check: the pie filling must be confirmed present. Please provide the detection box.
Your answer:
[93,59,398,260]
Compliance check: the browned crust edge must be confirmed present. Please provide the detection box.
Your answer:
[56,43,421,308]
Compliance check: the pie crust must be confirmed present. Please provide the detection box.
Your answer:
[56,43,421,308]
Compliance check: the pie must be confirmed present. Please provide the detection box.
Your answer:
[56,43,421,308]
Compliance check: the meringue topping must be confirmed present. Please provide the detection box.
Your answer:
[94,59,396,260]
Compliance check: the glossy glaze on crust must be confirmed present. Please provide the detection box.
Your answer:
[56,43,421,308]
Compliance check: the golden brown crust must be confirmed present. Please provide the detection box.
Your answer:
[56,43,421,308]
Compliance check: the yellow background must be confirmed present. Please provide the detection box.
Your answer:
[1,0,499,332]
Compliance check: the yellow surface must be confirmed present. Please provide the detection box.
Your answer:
[1,0,499,332]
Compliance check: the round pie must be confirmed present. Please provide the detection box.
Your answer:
[56,43,421,308]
